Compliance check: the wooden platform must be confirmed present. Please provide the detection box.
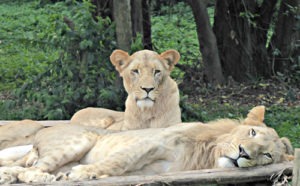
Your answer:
[0,120,70,126]
[9,162,293,186]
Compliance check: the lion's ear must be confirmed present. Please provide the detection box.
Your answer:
[160,49,180,71]
[244,106,266,126]
[281,137,294,161]
[110,50,130,73]
[281,137,294,155]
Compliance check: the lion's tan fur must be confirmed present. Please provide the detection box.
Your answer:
[71,49,181,130]
[0,120,43,150]
[0,106,294,184]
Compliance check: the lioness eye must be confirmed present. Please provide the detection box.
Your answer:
[131,69,139,74]
[264,153,272,159]
[154,70,161,75]
[250,128,256,137]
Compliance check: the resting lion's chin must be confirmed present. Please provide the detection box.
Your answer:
[136,98,154,110]
[217,157,237,168]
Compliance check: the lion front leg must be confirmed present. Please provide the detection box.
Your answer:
[68,143,162,181]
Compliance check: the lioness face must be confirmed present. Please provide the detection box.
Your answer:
[217,125,293,168]
[110,49,180,109]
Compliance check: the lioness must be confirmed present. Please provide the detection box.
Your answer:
[0,106,293,184]
[71,49,182,130]
[0,49,181,150]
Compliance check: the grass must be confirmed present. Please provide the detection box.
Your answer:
[0,0,60,91]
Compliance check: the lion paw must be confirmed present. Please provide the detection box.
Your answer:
[67,165,108,181]
[18,169,55,183]
[0,166,24,184]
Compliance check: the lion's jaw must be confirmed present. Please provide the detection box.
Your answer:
[136,98,154,110]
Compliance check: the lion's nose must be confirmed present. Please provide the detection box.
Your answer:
[141,87,154,93]
[239,145,250,159]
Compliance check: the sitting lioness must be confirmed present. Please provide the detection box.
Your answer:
[0,49,181,150]
[0,106,293,184]
[71,49,182,130]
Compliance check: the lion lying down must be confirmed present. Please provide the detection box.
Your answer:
[0,106,294,184]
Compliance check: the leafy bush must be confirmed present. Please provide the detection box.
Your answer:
[6,0,125,120]
[151,2,200,68]
[0,1,59,90]
[265,106,300,148]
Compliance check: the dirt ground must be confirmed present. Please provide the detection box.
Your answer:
[182,78,300,108]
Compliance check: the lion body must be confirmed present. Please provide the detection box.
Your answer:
[0,120,43,150]
[71,49,181,130]
[0,106,294,184]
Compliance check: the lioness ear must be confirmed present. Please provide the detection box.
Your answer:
[244,106,266,126]
[110,50,130,73]
[160,49,180,71]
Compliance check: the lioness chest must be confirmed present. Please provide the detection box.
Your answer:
[80,128,189,175]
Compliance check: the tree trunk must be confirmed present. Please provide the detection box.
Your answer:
[213,0,275,82]
[252,0,277,77]
[131,0,152,50]
[131,0,143,38]
[187,0,225,85]
[269,0,300,74]
[142,0,153,50]
[113,0,133,51]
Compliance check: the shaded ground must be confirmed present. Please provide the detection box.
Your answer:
[181,78,300,108]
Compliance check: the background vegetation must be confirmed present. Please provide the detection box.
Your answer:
[0,0,299,148]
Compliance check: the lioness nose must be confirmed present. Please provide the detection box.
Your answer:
[141,87,154,93]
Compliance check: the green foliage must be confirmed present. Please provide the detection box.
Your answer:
[151,2,200,67]
[265,106,300,148]
[0,1,59,91]
[6,0,124,120]
[180,94,204,122]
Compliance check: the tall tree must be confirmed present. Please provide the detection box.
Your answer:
[214,0,299,81]
[131,0,153,50]
[142,0,152,50]
[269,0,300,74]
[187,0,225,85]
[113,0,133,51]
[214,0,269,81]
[131,0,143,38]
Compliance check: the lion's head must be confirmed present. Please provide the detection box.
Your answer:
[216,106,294,168]
[110,49,180,110]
